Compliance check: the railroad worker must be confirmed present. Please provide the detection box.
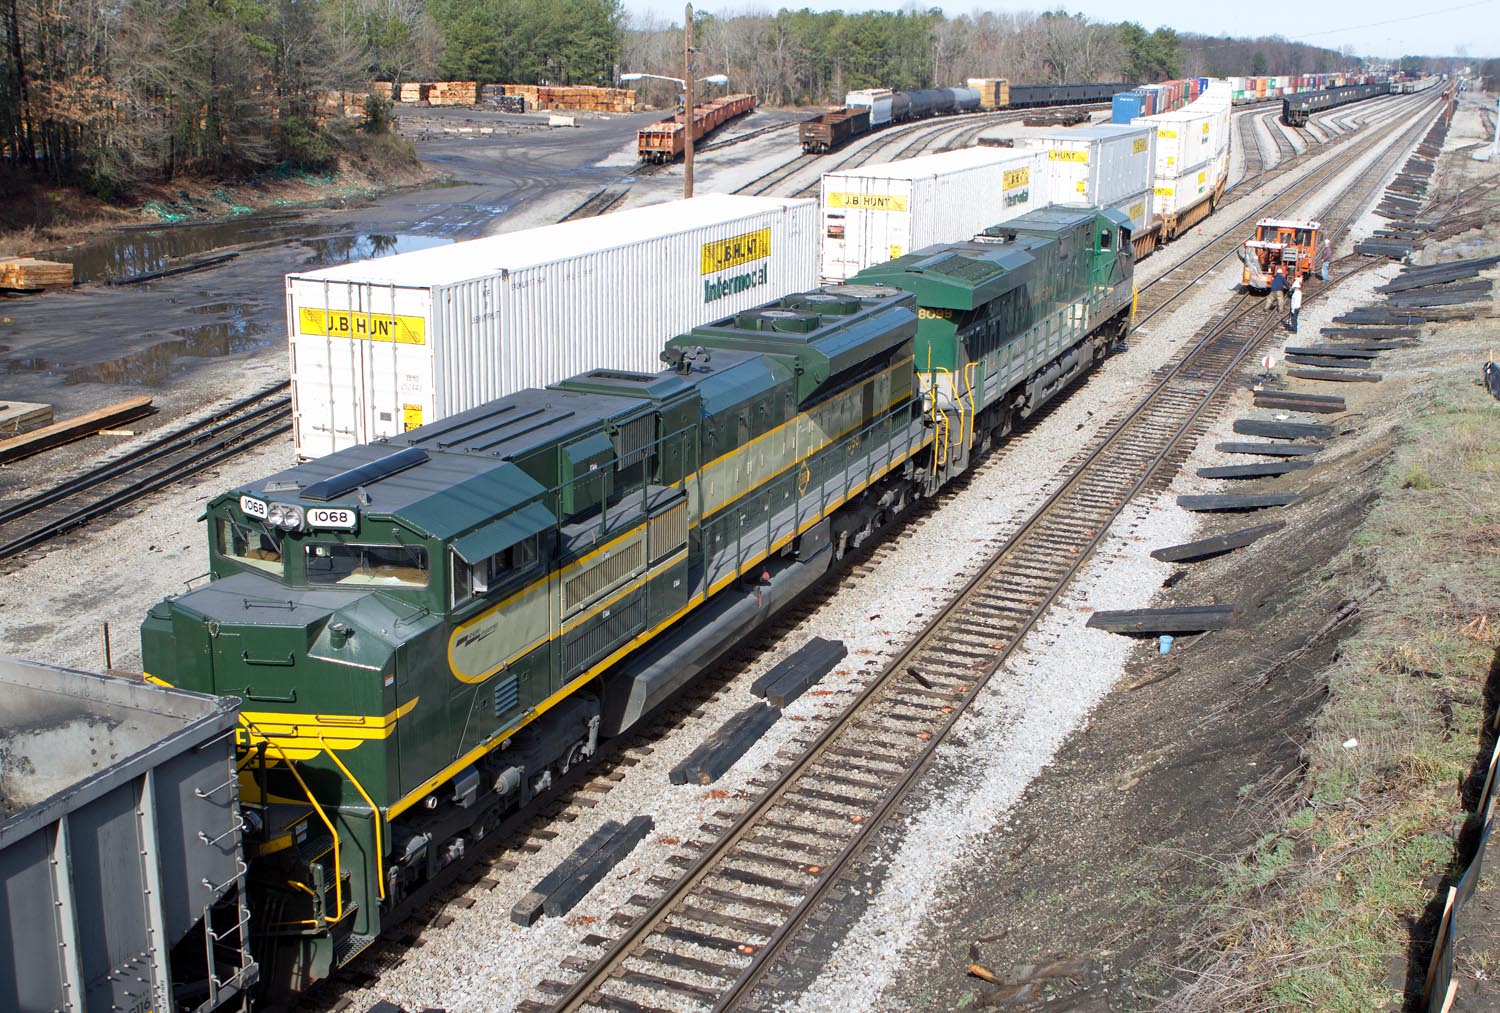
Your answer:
[1269,265,1288,314]
[1289,276,1303,333]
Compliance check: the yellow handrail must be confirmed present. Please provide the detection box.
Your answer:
[318,737,386,901]
[258,732,344,924]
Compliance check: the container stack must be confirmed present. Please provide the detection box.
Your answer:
[1132,79,1232,238]
[818,146,1047,282]
[1015,123,1158,235]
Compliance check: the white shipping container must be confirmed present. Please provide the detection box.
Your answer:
[819,147,1046,282]
[1107,188,1155,236]
[845,88,894,126]
[286,194,818,459]
[1151,163,1215,217]
[1018,124,1156,209]
[1134,108,1216,176]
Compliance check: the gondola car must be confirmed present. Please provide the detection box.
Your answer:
[139,205,1134,1002]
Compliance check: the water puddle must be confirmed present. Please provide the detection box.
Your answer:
[298,232,452,268]
[1,312,275,386]
[41,214,456,283]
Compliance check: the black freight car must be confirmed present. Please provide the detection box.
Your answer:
[1282,82,1389,126]
[799,106,871,153]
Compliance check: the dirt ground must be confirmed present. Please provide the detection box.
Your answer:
[878,112,1500,1010]
[882,410,1393,1011]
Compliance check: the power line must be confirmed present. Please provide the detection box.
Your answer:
[1290,0,1494,41]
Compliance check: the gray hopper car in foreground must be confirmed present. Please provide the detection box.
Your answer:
[0,656,255,1013]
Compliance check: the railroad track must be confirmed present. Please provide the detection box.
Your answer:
[558,186,632,222]
[527,91,1446,1013]
[0,382,291,563]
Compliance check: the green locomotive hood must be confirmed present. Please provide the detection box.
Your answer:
[142,570,437,703]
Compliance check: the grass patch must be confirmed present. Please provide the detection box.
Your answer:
[1172,372,1500,1011]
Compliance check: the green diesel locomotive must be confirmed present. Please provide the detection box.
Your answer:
[140,205,1133,996]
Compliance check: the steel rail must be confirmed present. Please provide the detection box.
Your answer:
[542,90,1446,1013]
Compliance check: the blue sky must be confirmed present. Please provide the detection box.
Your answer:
[626,0,1499,62]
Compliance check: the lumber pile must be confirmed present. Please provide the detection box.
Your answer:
[0,401,52,438]
[370,81,394,99]
[0,257,73,291]
[398,82,429,103]
[500,84,635,113]
[0,396,153,464]
[427,81,478,106]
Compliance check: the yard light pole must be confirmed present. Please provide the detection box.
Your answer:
[620,6,729,199]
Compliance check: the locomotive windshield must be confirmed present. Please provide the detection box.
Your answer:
[215,517,283,576]
[304,543,430,587]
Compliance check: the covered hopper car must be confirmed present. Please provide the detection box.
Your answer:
[140,205,1134,1004]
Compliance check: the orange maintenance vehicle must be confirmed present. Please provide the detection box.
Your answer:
[1240,217,1332,290]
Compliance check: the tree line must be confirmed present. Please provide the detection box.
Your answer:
[4,0,1381,197]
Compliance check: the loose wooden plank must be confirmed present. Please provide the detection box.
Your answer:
[0,257,73,290]
[0,396,154,464]
[1086,605,1236,634]
[1233,419,1333,440]
[1150,522,1285,562]
[750,636,846,708]
[1283,345,1381,359]
[105,251,239,286]
[1252,396,1345,415]
[1197,459,1314,479]
[1286,367,1382,383]
[1285,354,1378,369]
[1177,492,1300,512]
[669,703,780,785]
[1320,326,1418,340]
[1216,441,1323,457]
[0,401,54,437]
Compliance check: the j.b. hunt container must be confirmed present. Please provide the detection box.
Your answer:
[819,146,1046,282]
[1017,123,1156,209]
[286,194,818,460]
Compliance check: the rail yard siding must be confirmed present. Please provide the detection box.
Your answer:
[285,195,818,460]
[819,147,1046,282]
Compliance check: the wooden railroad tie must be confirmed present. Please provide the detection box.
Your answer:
[0,397,154,465]
[1086,605,1237,634]
[1177,492,1299,512]
[1150,522,1286,563]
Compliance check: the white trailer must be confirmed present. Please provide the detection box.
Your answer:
[286,194,818,459]
[1017,123,1157,209]
[819,146,1047,282]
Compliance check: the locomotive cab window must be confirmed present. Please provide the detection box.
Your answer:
[216,517,283,576]
[452,536,540,607]
[1098,228,1113,251]
[305,542,429,587]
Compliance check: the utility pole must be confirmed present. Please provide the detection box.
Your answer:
[683,2,695,199]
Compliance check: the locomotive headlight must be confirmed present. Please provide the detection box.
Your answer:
[267,503,304,531]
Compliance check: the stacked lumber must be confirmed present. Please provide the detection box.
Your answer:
[499,84,635,113]
[0,257,73,291]
[0,401,53,438]
[0,397,153,464]
[312,90,367,123]
[398,82,429,103]
[371,81,394,99]
[427,81,478,106]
